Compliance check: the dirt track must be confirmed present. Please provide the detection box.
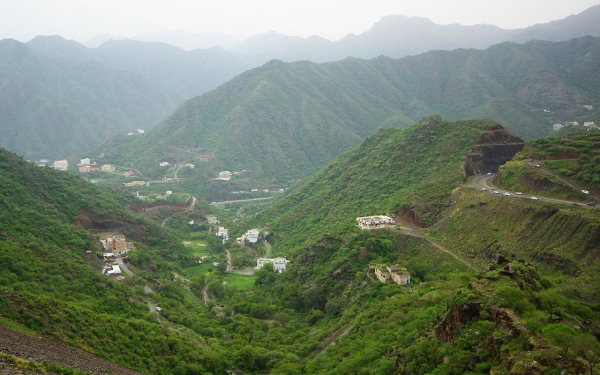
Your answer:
[0,324,141,375]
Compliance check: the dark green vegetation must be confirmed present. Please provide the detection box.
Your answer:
[3,115,600,374]
[0,38,182,160]
[91,36,600,202]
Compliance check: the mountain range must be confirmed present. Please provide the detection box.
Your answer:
[2,4,600,161]
[90,36,600,193]
[0,38,182,160]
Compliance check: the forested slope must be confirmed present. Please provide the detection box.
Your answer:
[92,37,600,187]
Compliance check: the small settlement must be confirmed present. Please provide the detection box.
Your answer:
[370,264,411,286]
[356,216,395,230]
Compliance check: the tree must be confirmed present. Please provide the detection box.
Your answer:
[573,336,600,375]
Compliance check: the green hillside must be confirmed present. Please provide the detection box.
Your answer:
[0,147,228,373]
[90,37,600,197]
[3,114,600,373]
[224,117,600,373]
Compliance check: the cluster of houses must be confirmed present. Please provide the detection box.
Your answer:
[255,257,290,273]
[370,264,411,285]
[553,121,599,132]
[356,216,396,230]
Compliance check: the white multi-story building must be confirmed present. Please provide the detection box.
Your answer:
[216,227,229,241]
[256,257,290,273]
[79,158,91,165]
[53,160,69,171]
[242,229,260,243]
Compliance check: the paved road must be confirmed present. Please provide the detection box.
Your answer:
[115,257,134,277]
[528,160,598,202]
[470,174,597,209]
[212,197,274,206]
[264,240,272,257]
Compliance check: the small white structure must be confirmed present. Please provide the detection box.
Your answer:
[79,158,91,165]
[356,216,395,230]
[256,257,290,273]
[165,191,173,196]
[206,215,219,225]
[53,160,69,171]
[584,122,596,127]
[217,171,232,180]
[242,229,260,244]
[553,123,564,132]
[251,189,259,193]
[216,227,229,241]
[105,265,121,276]
[159,162,170,167]
[137,129,145,134]
[188,219,195,225]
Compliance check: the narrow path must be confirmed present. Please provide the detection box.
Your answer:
[174,164,182,179]
[264,240,272,257]
[225,249,233,271]
[115,256,134,277]
[160,196,197,227]
[212,197,274,206]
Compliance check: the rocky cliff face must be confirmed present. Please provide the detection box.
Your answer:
[463,124,525,177]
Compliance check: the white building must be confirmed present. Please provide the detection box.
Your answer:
[159,162,170,167]
[217,171,232,180]
[53,160,69,171]
[206,215,219,225]
[553,123,564,132]
[242,229,260,243]
[105,265,122,276]
[137,129,145,134]
[584,122,596,127]
[256,257,290,273]
[216,227,229,241]
[356,216,395,230]
[79,158,91,165]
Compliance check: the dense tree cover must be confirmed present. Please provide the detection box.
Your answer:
[2,113,600,374]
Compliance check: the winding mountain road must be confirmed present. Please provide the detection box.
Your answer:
[470,174,597,209]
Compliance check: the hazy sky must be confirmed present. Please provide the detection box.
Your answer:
[2,0,599,42]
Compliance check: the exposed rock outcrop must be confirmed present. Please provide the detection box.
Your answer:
[463,124,525,177]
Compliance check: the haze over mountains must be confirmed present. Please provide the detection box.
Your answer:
[1,5,600,160]
[92,36,600,191]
